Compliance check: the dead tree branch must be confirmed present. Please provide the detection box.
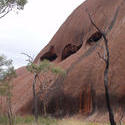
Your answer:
[21,53,34,63]
[85,8,116,125]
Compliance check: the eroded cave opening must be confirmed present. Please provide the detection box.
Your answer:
[62,44,82,60]
[40,45,57,62]
[40,52,57,61]
[87,31,102,45]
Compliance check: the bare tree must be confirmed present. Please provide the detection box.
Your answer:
[85,9,116,125]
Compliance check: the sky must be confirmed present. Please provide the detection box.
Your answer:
[0,0,85,69]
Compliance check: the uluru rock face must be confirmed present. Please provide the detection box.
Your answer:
[10,0,125,117]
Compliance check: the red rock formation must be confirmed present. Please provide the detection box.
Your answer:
[4,0,125,117]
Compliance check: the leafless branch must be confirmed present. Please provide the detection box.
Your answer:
[85,7,116,125]
[37,75,42,84]
[85,8,103,33]
[106,6,120,35]
[0,6,8,14]
[0,7,11,19]
[21,53,34,63]
[118,108,125,125]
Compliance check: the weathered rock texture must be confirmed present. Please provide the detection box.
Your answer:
[7,0,125,118]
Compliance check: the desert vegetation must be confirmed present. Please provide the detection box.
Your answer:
[23,53,66,124]
[1,0,125,125]
[0,115,119,125]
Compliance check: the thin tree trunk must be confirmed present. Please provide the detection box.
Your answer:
[85,10,116,125]
[33,73,38,124]
[6,84,13,125]
[7,95,13,125]
[103,33,116,125]
[43,102,47,117]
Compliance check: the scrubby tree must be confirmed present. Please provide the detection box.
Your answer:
[23,53,65,124]
[0,55,16,125]
[0,0,27,18]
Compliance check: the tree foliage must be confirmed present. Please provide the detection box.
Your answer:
[0,55,16,82]
[0,0,27,18]
[0,54,16,102]
[23,52,65,123]
[0,55,16,125]
[26,59,66,76]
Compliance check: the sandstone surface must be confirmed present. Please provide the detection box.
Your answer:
[9,0,125,119]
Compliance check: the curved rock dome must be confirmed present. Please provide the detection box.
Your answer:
[9,0,125,118]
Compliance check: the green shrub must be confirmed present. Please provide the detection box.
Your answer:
[12,115,57,125]
[0,115,8,125]
[39,117,57,125]
[15,115,34,124]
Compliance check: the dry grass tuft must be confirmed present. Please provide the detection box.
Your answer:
[57,117,109,125]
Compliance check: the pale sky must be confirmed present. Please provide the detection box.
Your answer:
[0,0,85,69]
